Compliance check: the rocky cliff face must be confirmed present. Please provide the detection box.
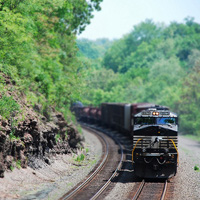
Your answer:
[0,74,83,178]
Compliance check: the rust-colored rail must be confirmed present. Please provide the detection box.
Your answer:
[59,125,123,200]
[160,180,168,200]
[91,130,123,200]
[132,179,168,200]
[132,179,145,200]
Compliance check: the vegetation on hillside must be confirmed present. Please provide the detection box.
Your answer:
[1,0,200,137]
[0,0,104,177]
[0,0,103,120]
[78,18,200,136]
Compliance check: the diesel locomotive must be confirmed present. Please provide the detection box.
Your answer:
[132,107,178,178]
[72,102,178,179]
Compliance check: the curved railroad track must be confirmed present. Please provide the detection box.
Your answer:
[132,179,168,200]
[59,125,123,200]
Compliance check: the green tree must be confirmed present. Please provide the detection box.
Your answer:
[80,18,200,138]
[178,64,200,135]
[0,0,103,119]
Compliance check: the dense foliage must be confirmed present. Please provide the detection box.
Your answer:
[1,0,200,137]
[77,38,113,59]
[0,0,102,120]
[79,18,200,136]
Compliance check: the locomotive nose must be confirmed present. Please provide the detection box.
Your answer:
[153,164,159,171]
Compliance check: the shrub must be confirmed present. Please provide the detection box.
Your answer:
[75,153,85,162]
[55,134,61,143]
[194,165,200,171]
[10,165,14,171]
[9,131,20,141]
[0,95,20,119]
[16,160,21,169]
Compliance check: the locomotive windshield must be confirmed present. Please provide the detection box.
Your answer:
[134,117,177,125]
[134,117,155,125]
[156,117,176,124]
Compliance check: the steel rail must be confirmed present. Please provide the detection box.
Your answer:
[132,179,145,200]
[160,180,168,200]
[60,127,109,200]
[132,179,167,200]
[90,132,124,200]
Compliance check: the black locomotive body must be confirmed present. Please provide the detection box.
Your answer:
[72,102,178,179]
[132,107,178,178]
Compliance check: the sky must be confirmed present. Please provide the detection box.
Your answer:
[78,0,200,40]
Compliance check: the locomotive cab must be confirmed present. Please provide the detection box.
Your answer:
[132,107,178,179]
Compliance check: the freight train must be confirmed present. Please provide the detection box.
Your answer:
[72,102,178,179]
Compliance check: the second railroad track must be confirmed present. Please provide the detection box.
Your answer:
[59,125,124,200]
[132,179,168,200]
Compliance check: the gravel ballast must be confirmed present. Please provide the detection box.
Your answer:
[104,135,200,200]
[0,128,199,200]
[173,136,200,200]
[0,129,102,200]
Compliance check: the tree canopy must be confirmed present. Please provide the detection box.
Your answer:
[79,18,200,136]
[0,0,103,119]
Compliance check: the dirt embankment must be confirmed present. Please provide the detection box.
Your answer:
[0,73,83,178]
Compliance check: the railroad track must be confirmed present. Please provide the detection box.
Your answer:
[132,179,167,200]
[59,125,124,200]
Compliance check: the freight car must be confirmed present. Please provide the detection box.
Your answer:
[72,102,178,179]
[99,102,158,134]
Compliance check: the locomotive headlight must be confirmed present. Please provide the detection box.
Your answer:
[153,112,159,116]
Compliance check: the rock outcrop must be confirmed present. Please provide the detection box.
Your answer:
[0,74,83,178]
